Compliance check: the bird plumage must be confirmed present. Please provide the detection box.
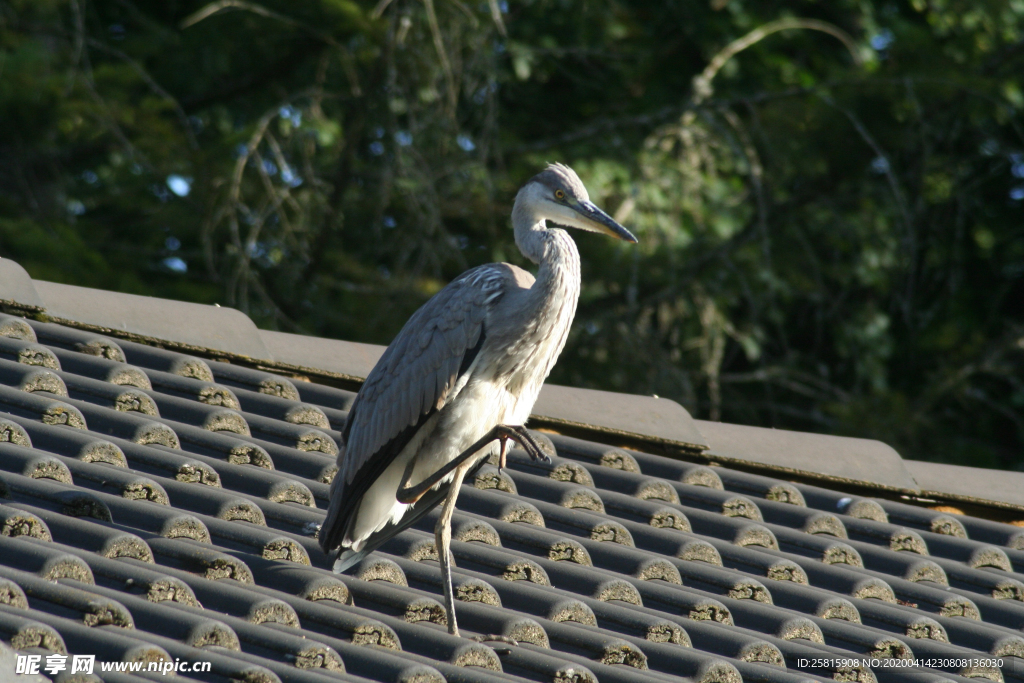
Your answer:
[319,164,636,633]
[319,262,526,563]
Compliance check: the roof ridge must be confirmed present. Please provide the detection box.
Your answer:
[5,258,1023,512]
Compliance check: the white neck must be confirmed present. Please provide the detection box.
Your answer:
[511,188,581,312]
[503,187,582,387]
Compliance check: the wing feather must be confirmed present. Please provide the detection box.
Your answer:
[434,361,447,407]
[319,263,516,554]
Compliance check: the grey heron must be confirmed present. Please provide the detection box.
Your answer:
[319,163,637,637]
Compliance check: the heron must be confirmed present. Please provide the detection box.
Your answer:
[319,163,637,638]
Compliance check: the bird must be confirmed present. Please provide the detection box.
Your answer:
[319,163,637,638]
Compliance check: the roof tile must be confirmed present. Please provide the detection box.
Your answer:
[533,386,708,452]
[32,281,273,361]
[2,314,1024,683]
[0,260,44,313]
[695,419,920,493]
[904,460,1024,511]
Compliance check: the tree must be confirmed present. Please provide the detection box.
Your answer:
[2,0,1023,470]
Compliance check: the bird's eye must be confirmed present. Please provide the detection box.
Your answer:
[554,190,565,200]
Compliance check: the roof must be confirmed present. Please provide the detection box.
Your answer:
[0,260,1023,683]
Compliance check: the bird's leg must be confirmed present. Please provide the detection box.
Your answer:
[436,466,467,637]
[397,424,549,504]
[497,434,509,473]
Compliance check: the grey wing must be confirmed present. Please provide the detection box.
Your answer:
[318,263,514,553]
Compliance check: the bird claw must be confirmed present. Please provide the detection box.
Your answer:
[497,435,509,474]
[470,634,519,650]
[514,427,550,464]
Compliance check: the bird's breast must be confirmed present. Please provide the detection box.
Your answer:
[490,296,576,409]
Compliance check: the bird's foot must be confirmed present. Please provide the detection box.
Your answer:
[470,634,518,654]
[505,425,550,464]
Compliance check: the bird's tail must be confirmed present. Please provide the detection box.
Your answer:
[329,459,491,575]
[329,486,447,575]
[332,548,370,573]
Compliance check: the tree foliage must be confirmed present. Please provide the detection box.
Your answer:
[2,0,1024,469]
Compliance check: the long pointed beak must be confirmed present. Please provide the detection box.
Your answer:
[576,200,638,243]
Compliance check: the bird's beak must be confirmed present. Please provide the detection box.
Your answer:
[574,200,639,243]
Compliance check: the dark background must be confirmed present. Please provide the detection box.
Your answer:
[2,0,1023,470]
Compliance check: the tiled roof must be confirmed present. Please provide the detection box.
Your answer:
[0,266,1023,683]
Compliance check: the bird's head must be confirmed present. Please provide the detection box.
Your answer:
[516,163,638,243]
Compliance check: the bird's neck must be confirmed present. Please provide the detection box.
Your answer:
[504,208,582,391]
[513,214,581,316]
